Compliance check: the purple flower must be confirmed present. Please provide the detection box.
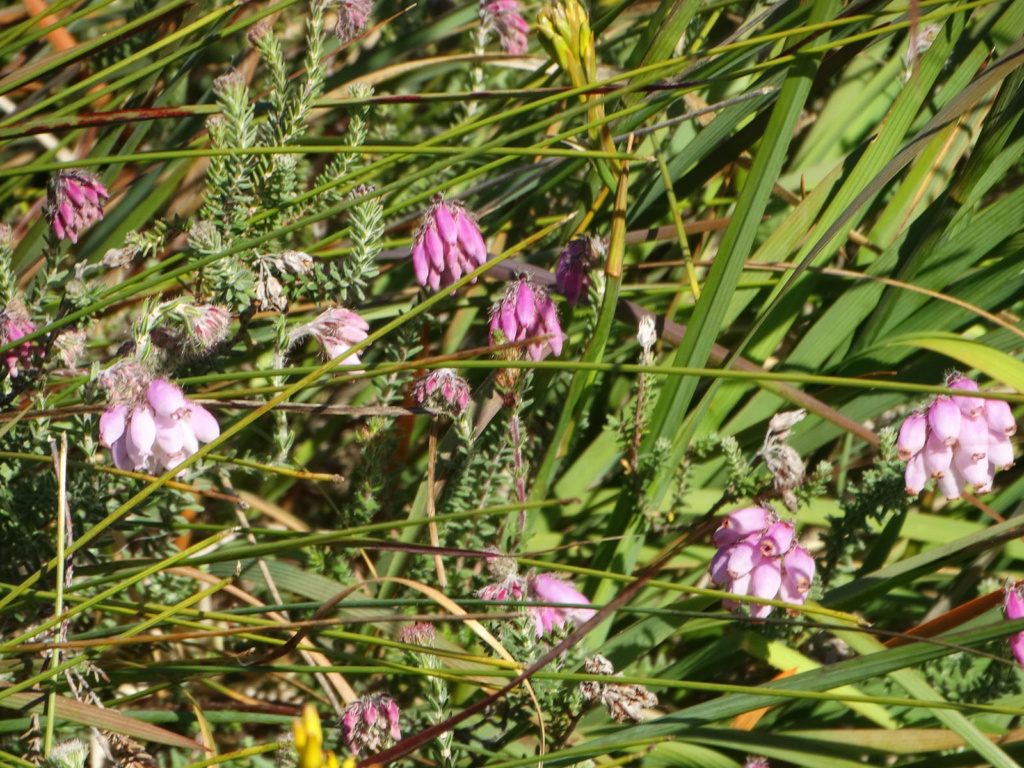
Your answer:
[334,0,373,41]
[411,195,488,292]
[46,169,109,244]
[411,368,470,416]
[709,506,815,618]
[1004,583,1024,668]
[554,236,601,306]
[489,277,563,361]
[480,0,530,54]
[1,308,38,379]
[898,372,1016,499]
[527,572,595,637]
[340,694,401,754]
[289,307,370,370]
[101,378,220,475]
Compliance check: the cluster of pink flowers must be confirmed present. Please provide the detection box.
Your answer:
[100,378,220,475]
[289,307,369,370]
[478,551,594,636]
[898,373,1016,499]
[46,169,109,244]
[334,0,373,41]
[1004,583,1024,668]
[489,277,563,361]
[1,309,37,379]
[340,694,401,754]
[709,506,815,619]
[555,236,601,306]
[411,368,470,416]
[480,0,530,55]
[411,196,488,292]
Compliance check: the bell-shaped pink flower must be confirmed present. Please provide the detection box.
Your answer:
[988,430,1015,470]
[712,506,772,549]
[340,694,401,754]
[1,309,38,379]
[1004,584,1024,668]
[948,374,985,418]
[905,452,927,494]
[759,521,794,558]
[726,538,762,580]
[102,378,220,475]
[411,195,488,292]
[489,277,563,360]
[921,431,952,478]
[928,396,961,446]
[897,412,927,460]
[748,559,782,619]
[411,368,470,416]
[289,307,370,371]
[985,398,1017,436]
[527,572,595,636]
[46,169,109,244]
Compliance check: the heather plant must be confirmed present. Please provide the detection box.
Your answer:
[3,1,1024,768]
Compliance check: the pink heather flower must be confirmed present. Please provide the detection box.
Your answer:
[411,368,470,416]
[1004,582,1024,668]
[1,308,38,379]
[397,622,436,647]
[184,304,232,353]
[555,236,601,306]
[46,169,109,244]
[526,572,595,637]
[480,0,530,55]
[340,695,401,754]
[898,372,1016,500]
[489,277,563,361]
[745,757,770,768]
[289,307,369,370]
[709,506,815,618]
[411,195,488,292]
[334,0,373,41]
[101,378,220,475]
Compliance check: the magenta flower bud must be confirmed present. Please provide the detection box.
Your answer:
[759,521,794,558]
[781,545,815,591]
[1006,586,1024,620]
[411,368,471,416]
[1011,632,1024,668]
[129,406,157,458]
[948,374,985,418]
[99,404,128,448]
[489,277,563,361]
[410,195,488,292]
[922,431,952,478]
[988,431,1015,470]
[289,307,370,371]
[928,396,962,446]
[712,525,742,549]
[481,0,530,54]
[46,169,109,244]
[897,412,927,460]
[1,309,39,379]
[905,452,927,495]
[555,236,600,307]
[985,398,1017,436]
[529,573,595,624]
[727,539,761,579]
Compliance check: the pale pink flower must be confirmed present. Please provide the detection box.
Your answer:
[489,277,563,361]
[708,506,815,618]
[898,372,1016,499]
[289,307,370,370]
[101,378,220,475]
[184,304,232,353]
[411,195,488,292]
[527,572,595,637]
[411,368,470,416]
[334,0,373,41]
[480,0,530,54]
[46,169,109,244]
[339,695,401,754]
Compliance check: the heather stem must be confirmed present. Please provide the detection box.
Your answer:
[509,412,528,531]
